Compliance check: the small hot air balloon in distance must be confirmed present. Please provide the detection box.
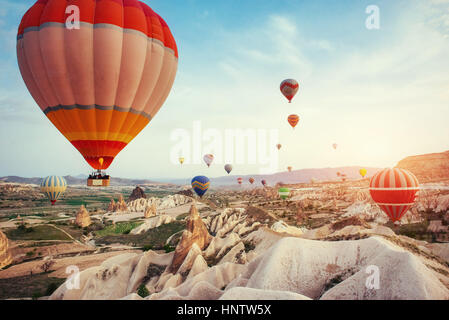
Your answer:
[333,143,338,150]
[249,178,255,185]
[278,187,290,200]
[261,179,267,187]
[337,172,341,177]
[359,168,367,178]
[276,144,282,150]
[237,177,243,185]
[224,164,233,174]
[288,166,293,172]
[369,168,419,224]
[40,176,67,205]
[287,114,300,129]
[280,79,299,103]
[191,176,210,198]
[17,1,178,186]
[179,157,185,165]
[203,154,214,168]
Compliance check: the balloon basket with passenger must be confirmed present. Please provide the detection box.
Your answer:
[87,170,110,187]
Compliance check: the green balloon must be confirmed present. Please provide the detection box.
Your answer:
[278,188,290,200]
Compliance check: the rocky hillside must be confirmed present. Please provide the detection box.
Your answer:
[397,150,449,182]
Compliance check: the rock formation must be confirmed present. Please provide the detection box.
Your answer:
[0,230,12,269]
[144,203,157,219]
[128,186,146,202]
[107,195,128,213]
[130,215,176,235]
[397,150,449,182]
[168,203,212,273]
[128,195,192,212]
[75,205,92,228]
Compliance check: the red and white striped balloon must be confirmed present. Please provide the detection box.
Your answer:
[280,79,299,103]
[369,168,419,223]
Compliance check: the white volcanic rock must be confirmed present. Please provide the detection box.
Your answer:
[237,237,449,300]
[435,194,449,213]
[301,225,333,240]
[128,195,192,212]
[271,221,304,236]
[220,287,311,300]
[343,201,422,225]
[187,254,209,280]
[176,244,202,277]
[130,215,175,235]
[149,262,245,300]
[426,243,449,263]
[148,281,224,300]
[218,242,246,265]
[50,251,174,300]
[204,233,241,260]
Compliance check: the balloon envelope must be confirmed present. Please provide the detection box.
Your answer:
[278,187,290,200]
[17,0,178,170]
[191,176,210,198]
[280,79,299,103]
[333,144,338,150]
[249,178,255,184]
[276,144,282,150]
[203,154,214,167]
[237,178,243,185]
[179,157,185,165]
[369,168,419,223]
[224,164,233,174]
[288,166,293,172]
[359,168,367,178]
[40,176,67,205]
[261,179,267,187]
[287,115,300,129]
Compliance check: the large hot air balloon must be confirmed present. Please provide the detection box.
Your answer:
[40,176,67,205]
[278,187,290,200]
[288,166,293,172]
[191,176,210,198]
[261,179,267,187]
[179,157,185,165]
[17,0,178,186]
[369,168,419,223]
[249,178,255,185]
[287,114,300,129]
[237,177,243,185]
[280,79,299,103]
[276,144,282,150]
[203,154,214,168]
[359,168,367,178]
[224,164,233,174]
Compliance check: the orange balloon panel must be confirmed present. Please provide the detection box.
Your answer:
[17,0,178,170]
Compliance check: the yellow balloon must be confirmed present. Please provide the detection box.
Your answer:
[360,168,367,178]
[179,157,185,165]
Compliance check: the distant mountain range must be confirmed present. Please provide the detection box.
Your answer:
[168,166,382,187]
[0,175,173,187]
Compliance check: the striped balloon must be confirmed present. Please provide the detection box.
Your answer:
[17,0,178,170]
[237,177,243,185]
[191,176,210,198]
[280,79,299,103]
[261,179,267,187]
[40,176,67,205]
[369,168,419,223]
[287,114,300,129]
[278,188,290,200]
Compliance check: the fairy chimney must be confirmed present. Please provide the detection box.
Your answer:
[0,231,12,269]
[168,203,212,273]
[144,203,157,219]
[75,205,92,228]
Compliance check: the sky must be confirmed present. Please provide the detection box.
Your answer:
[0,0,448,180]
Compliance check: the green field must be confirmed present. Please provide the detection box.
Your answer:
[95,221,186,249]
[5,225,72,241]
